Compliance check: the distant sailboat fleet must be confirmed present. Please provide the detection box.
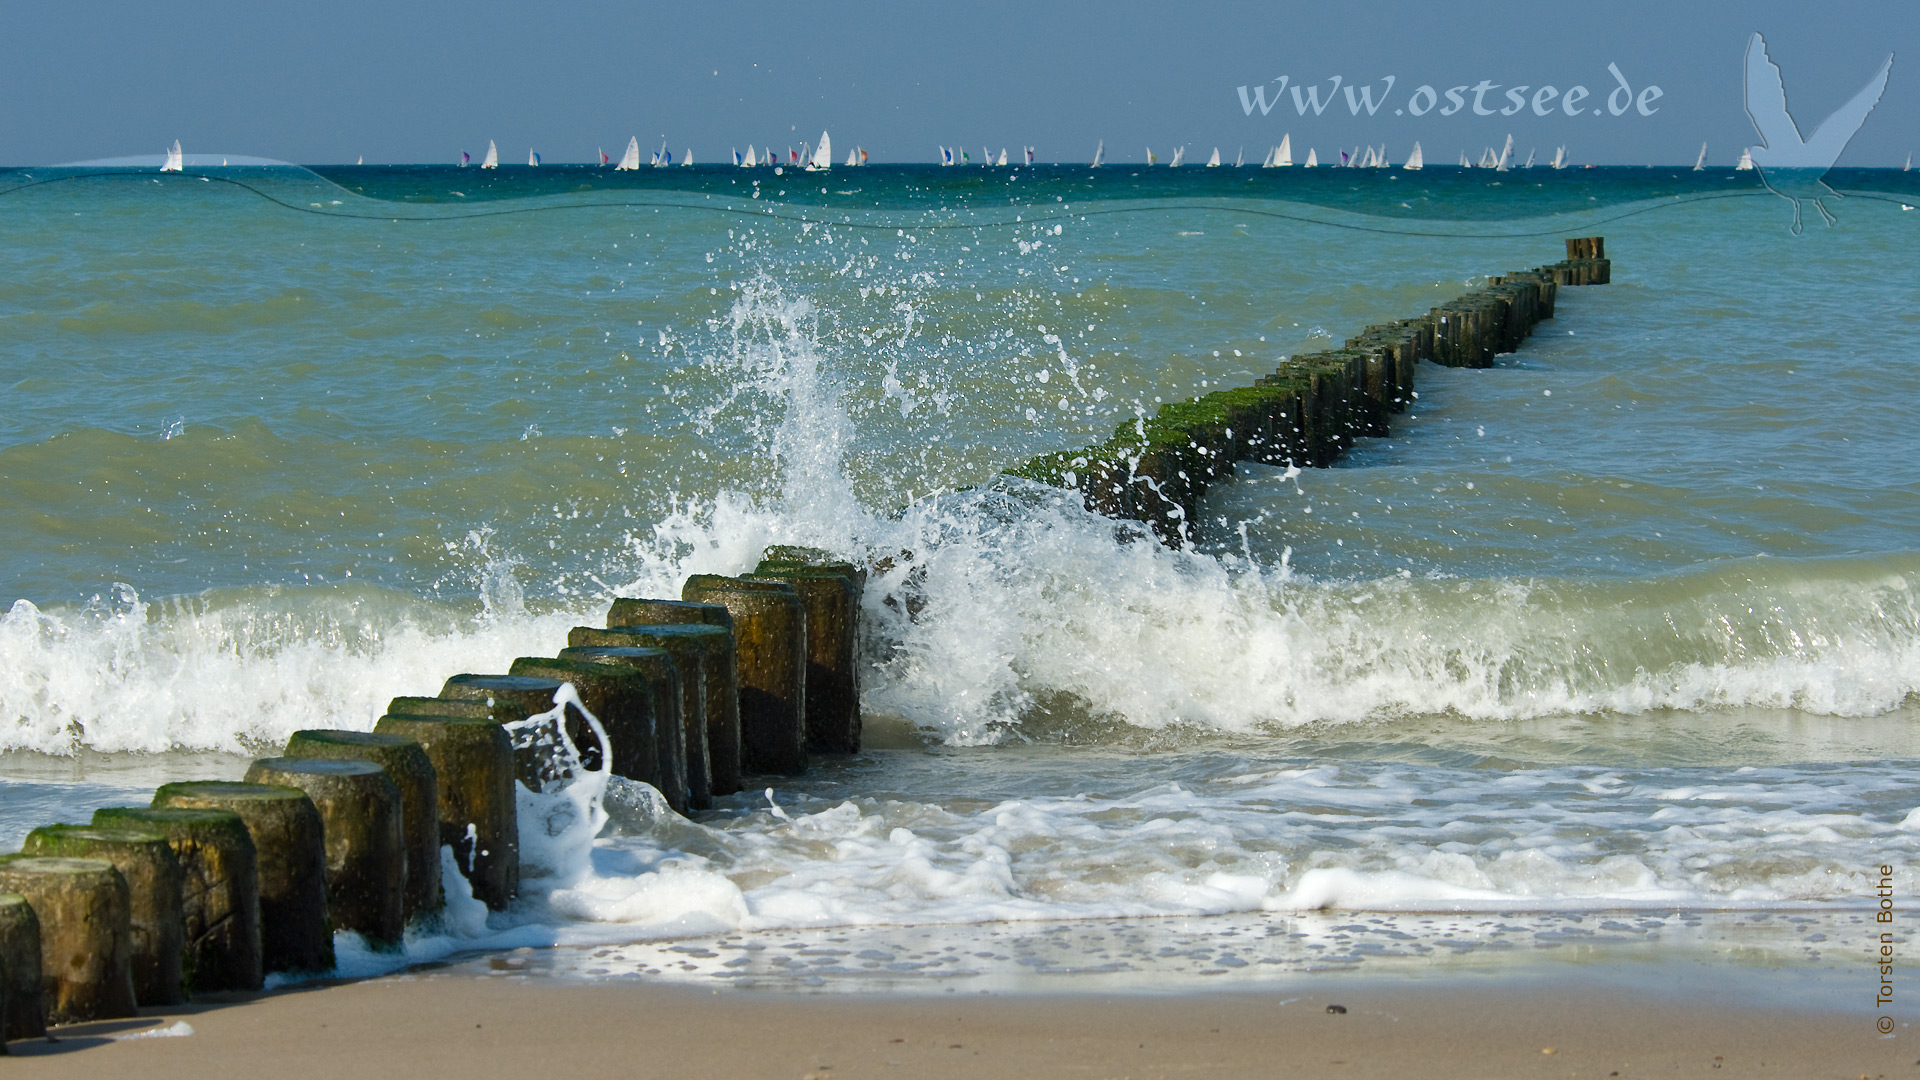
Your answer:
[154,131,1900,172]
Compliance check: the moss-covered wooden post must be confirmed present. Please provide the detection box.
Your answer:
[373,711,517,910]
[148,782,331,976]
[0,893,43,1040]
[506,657,681,810]
[587,614,741,797]
[753,550,863,754]
[682,575,808,775]
[283,731,441,921]
[439,673,591,788]
[91,806,261,993]
[239,759,405,949]
[20,825,184,1006]
[556,643,709,808]
[605,597,734,629]
[0,858,135,1024]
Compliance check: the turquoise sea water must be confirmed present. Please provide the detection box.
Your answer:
[2,161,1918,984]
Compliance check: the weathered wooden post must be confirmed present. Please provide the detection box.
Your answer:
[0,858,135,1024]
[506,657,681,810]
[605,597,734,629]
[372,712,517,909]
[552,645,710,809]
[0,893,43,1040]
[682,575,809,774]
[241,760,405,950]
[148,782,331,975]
[438,673,592,788]
[591,609,741,797]
[20,825,185,1006]
[753,550,864,754]
[283,730,441,920]
[91,806,262,992]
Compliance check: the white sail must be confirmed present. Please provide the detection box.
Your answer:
[161,140,183,172]
[1551,146,1566,170]
[1523,148,1534,168]
[1496,134,1513,170]
[1693,142,1707,170]
[482,140,498,168]
[1170,146,1184,167]
[996,148,1007,166]
[1905,151,1911,171]
[847,147,858,166]
[1734,147,1753,170]
[743,145,756,167]
[1401,142,1421,170]
[616,137,641,170]
[1146,147,1157,165]
[1304,148,1317,167]
[807,132,830,170]
[1234,147,1243,167]
[1206,147,1220,167]
[684,149,693,166]
[1091,140,1103,167]
[1276,134,1292,166]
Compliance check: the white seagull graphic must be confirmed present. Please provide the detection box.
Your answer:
[1744,31,1893,232]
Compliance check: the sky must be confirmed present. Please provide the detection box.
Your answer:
[2,1,1914,166]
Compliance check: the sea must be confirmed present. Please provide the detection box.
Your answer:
[3,157,1918,1000]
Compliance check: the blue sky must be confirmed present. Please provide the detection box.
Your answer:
[2,1,1912,166]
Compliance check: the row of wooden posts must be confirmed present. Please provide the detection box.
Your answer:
[1007,238,1611,543]
[0,546,863,1044]
[0,239,1610,1042]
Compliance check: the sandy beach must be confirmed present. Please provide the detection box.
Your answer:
[6,970,1906,1079]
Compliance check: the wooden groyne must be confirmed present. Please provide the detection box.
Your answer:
[1008,237,1611,543]
[0,241,1607,1044]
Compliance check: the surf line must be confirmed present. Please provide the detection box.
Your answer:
[1006,237,1611,545]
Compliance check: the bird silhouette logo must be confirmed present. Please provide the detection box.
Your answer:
[1744,32,1893,233]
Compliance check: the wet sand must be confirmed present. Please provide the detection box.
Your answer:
[5,971,1906,1079]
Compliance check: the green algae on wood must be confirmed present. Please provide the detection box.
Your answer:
[372,712,517,910]
[21,824,185,1006]
[91,806,262,993]
[283,730,442,921]
[241,760,406,950]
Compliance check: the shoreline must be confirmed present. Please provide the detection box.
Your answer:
[8,962,1905,1079]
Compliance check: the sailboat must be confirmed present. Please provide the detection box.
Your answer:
[1338,149,1349,167]
[460,151,470,167]
[683,149,693,166]
[1234,147,1243,167]
[742,145,756,167]
[1495,134,1513,171]
[941,146,954,165]
[1091,140,1104,167]
[1375,144,1389,168]
[846,147,858,166]
[860,147,869,164]
[1734,147,1753,170]
[1693,142,1707,170]
[1404,142,1423,170]
[1146,147,1157,165]
[959,147,970,164]
[615,137,641,170]
[1304,148,1318,167]
[1522,148,1534,169]
[1550,146,1567,170]
[996,148,1007,166]
[356,156,363,165]
[1024,146,1035,165]
[1206,147,1221,167]
[481,140,498,168]
[808,132,832,170]
[1276,134,1292,166]
[1170,147,1185,167]
[161,140,183,171]
[530,150,542,166]
[654,141,672,167]
[1905,152,1912,172]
